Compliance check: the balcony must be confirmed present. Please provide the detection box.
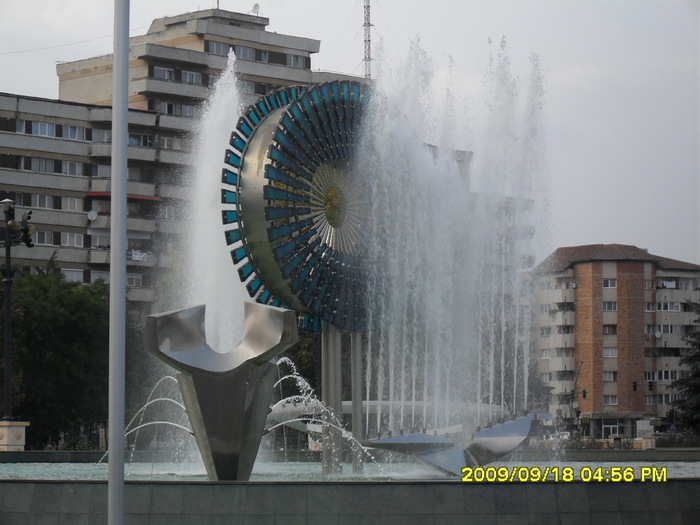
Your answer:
[549,356,576,373]
[126,287,155,302]
[89,249,156,267]
[29,209,88,229]
[0,130,90,157]
[89,143,158,162]
[131,77,209,100]
[0,168,90,194]
[89,178,158,198]
[156,219,185,235]
[88,215,157,233]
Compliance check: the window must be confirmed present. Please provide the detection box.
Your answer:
[258,50,268,63]
[603,347,618,357]
[126,273,142,287]
[30,157,55,172]
[658,324,679,335]
[61,197,82,212]
[286,54,305,68]
[207,41,230,56]
[657,302,681,312]
[160,137,174,149]
[602,301,617,311]
[61,232,84,248]
[238,79,255,94]
[602,278,617,288]
[15,119,25,133]
[62,161,83,176]
[61,269,83,282]
[31,121,56,137]
[679,278,693,290]
[603,325,617,335]
[31,193,54,209]
[234,45,255,61]
[603,395,618,406]
[153,66,174,80]
[540,327,551,337]
[91,270,110,283]
[91,234,110,250]
[644,280,654,290]
[181,70,202,85]
[644,371,654,381]
[62,125,85,140]
[603,371,618,381]
[181,104,197,117]
[658,279,676,289]
[645,302,656,312]
[540,304,550,314]
[540,373,552,382]
[35,230,54,245]
[556,347,575,357]
[92,129,112,143]
[158,205,175,220]
[159,102,175,114]
[557,325,574,334]
[540,349,551,359]
[129,134,153,147]
[644,395,655,405]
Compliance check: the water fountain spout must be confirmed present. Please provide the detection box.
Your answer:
[145,301,298,480]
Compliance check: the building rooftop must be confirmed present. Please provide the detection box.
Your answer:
[535,243,700,273]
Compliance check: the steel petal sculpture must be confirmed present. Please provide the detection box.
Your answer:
[145,301,297,480]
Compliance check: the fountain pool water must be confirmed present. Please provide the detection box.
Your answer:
[2,460,699,481]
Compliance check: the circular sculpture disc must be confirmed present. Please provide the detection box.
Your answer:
[221,81,370,332]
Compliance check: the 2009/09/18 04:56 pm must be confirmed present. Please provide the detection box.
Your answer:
[460,466,667,483]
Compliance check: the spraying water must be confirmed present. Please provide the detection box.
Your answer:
[359,38,546,445]
[180,39,547,453]
[183,53,247,351]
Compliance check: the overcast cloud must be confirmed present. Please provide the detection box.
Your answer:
[0,0,697,263]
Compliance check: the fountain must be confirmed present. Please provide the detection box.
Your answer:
[143,38,547,480]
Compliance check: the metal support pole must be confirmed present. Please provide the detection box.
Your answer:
[108,0,129,523]
[321,322,342,474]
[350,331,364,472]
[3,205,13,421]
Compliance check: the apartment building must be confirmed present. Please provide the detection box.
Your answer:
[0,93,188,321]
[56,9,360,111]
[533,244,700,438]
[0,9,363,322]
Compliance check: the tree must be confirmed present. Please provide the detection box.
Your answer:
[673,300,700,433]
[1,266,110,449]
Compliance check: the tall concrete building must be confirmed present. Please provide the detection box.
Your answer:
[533,244,700,438]
[0,9,362,321]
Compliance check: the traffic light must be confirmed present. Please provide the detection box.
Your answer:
[582,389,587,398]
[648,381,653,391]
[632,382,637,391]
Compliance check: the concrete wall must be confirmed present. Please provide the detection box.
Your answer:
[0,479,698,525]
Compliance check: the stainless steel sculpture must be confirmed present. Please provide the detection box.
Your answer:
[145,301,297,481]
[221,81,370,332]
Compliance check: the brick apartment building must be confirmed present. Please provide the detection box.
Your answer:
[534,244,700,438]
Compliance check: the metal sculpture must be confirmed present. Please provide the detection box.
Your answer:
[145,301,297,481]
[221,80,370,332]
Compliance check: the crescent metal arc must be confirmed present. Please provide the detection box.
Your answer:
[221,80,371,332]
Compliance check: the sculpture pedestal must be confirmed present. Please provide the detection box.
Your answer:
[0,421,29,451]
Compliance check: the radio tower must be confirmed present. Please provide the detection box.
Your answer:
[364,0,372,78]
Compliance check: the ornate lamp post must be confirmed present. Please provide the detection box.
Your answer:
[1,199,34,449]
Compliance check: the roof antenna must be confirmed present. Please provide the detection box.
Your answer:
[363,0,372,78]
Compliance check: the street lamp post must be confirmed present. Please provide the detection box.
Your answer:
[1,198,35,422]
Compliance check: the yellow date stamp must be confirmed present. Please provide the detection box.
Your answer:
[460,465,667,483]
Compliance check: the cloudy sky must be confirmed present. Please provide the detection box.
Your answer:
[0,0,697,264]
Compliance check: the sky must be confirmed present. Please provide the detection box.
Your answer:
[0,0,698,264]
